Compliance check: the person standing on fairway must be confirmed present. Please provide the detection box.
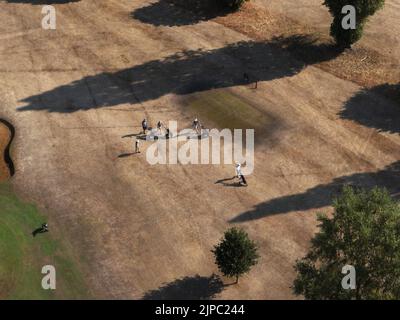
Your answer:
[235,163,247,186]
[192,118,200,134]
[141,118,148,134]
[157,120,164,135]
[135,138,140,154]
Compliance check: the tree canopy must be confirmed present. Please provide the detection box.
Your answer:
[217,0,249,10]
[323,0,385,47]
[212,227,259,283]
[294,186,400,299]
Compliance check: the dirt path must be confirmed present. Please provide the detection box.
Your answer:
[0,0,399,299]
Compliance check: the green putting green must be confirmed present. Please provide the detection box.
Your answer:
[0,183,89,299]
[184,89,275,130]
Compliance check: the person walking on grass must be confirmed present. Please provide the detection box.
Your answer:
[243,73,258,89]
[235,163,247,186]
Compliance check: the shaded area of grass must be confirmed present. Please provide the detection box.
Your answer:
[142,274,225,300]
[340,83,400,134]
[269,35,342,65]
[16,41,306,113]
[230,160,400,223]
[132,0,234,27]
[0,183,89,299]
[380,83,400,105]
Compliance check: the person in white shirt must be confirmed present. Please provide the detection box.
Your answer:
[235,163,247,186]
[192,118,201,135]
[235,163,242,177]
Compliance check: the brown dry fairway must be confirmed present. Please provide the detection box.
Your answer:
[0,0,399,299]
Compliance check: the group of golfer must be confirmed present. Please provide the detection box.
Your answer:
[133,117,247,186]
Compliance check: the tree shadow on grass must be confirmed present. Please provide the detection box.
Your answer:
[215,177,245,188]
[142,274,225,300]
[117,152,136,158]
[131,0,233,27]
[17,36,341,113]
[269,34,344,65]
[230,160,400,223]
[339,83,400,134]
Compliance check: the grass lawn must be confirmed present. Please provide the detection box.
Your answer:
[185,89,276,130]
[0,182,90,299]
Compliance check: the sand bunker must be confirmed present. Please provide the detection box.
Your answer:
[0,119,15,181]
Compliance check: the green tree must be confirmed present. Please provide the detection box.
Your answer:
[293,186,400,299]
[217,0,249,10]
[323,0,385,48]
[212,227,259,283]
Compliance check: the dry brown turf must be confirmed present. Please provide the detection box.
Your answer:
[0,0,399,299]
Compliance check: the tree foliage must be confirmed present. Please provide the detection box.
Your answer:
[323,0,385,48]
[217,0,248,10]
[293,186,400,299]
[212,227,259,283]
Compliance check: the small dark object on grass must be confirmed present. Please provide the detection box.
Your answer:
[32,223,49,237]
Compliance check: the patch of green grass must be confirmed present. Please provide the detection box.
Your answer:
[0,182,89,299]
[185,89,275,130]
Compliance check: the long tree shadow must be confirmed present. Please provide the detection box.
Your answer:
[132,0,234,27]
[142,274,225,300]
[270,34,344,65]
[230,160,400,223]
[17,36,341,113]
[339,83,400,134]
